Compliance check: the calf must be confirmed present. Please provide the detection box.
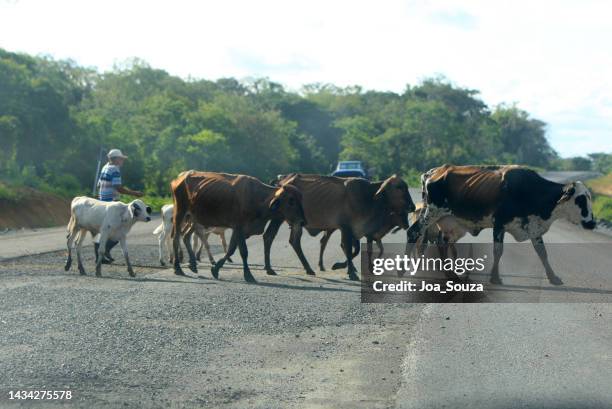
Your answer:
[407,165,596,285]
[407,203,468,279]
[263,174,415,280]
[321,211,405,271]
[64,197,151,277]
[153,204,231,266]
[171,171,305,282]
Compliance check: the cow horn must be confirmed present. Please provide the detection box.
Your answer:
[375,176,395,198]
[557,182,576,204]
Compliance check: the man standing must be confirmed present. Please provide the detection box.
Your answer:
[95,148,144,263]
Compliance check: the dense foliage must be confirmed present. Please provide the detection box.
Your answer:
[1,48,607,198]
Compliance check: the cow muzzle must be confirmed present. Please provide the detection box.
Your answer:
[581,220,596,230]
[145,216,152,222]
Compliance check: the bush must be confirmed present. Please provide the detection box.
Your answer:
[0,182,20,201]
[592,195,612,222]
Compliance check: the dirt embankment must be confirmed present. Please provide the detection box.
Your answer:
[0,188,71,229]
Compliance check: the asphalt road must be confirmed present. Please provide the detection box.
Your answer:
[0,172,611,408]
[395,172,612,409]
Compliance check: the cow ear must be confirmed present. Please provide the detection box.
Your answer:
[558,183,576,204]
[131,202,141,216]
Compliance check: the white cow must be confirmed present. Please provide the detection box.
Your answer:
[64,197,151,277]
[153,204,230,266]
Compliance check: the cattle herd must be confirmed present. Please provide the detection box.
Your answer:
[64,164,597,286]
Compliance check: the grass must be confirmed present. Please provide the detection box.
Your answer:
[587,172,612,196]
[592,195,612,221]
[586,172,612,221]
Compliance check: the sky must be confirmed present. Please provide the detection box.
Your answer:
[1,0,610,157]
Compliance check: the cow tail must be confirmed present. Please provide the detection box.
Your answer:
[66,213,75,239]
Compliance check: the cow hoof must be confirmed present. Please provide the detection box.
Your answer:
[397,270,405,277]
[348,272,360,281]
[244,273,256,283]
[160,260,166,266]
[306,269,316,276]
[331,262,346,270]
[174,268,186,276]
[227,257,233,263]
[211,266,220,279]
[128,270,136,277]
[266,269,277,276]
[548,276,564,286]
[189,262,198,274]
[319,266,326,272]
[64,261,72,271]
[490,276,503,285]
[95,272,102,277]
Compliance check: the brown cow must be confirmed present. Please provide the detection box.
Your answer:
[171,171,305,282]
[263,174,415,280]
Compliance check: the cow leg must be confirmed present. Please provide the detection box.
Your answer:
[236,229,256,283]
[289,224,316,276]
[318,230,334,271]
[376,239,384,258]
[64,223,78,271]
[364,237,376,272]
[75,229,87,275]
[220,231,233,263]
[192,229,202,262]
[172,207,188,276]
[366,237,374,269]
[263,218,283,275]
[340,228,359,281]
[531,236,563,285]
[95,230,110,277]
[158,227,166,266]
[490,226,505,285]
[211,229,238,279]
[182,225,198,273]
[406,208,430,257]
[202,231,216,265]
[119,237,135,277]
[332,238,360,270]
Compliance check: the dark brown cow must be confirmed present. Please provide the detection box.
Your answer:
[263,174,415,280]
[407,164,596,285]
[171,171,305,282]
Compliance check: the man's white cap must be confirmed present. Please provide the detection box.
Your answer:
[107,148,128,159]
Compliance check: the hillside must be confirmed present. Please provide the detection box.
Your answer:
[0,187,70,229]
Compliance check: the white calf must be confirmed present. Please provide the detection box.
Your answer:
[188,224,231,265]
[153,204,175,266]
[65,197,151,277]
[153,204,230,266]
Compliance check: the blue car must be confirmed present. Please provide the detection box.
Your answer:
[331,161,368,179]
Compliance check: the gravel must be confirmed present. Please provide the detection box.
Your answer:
[0,243,421,408]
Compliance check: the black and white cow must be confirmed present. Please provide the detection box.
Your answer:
[406,165,596,285]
